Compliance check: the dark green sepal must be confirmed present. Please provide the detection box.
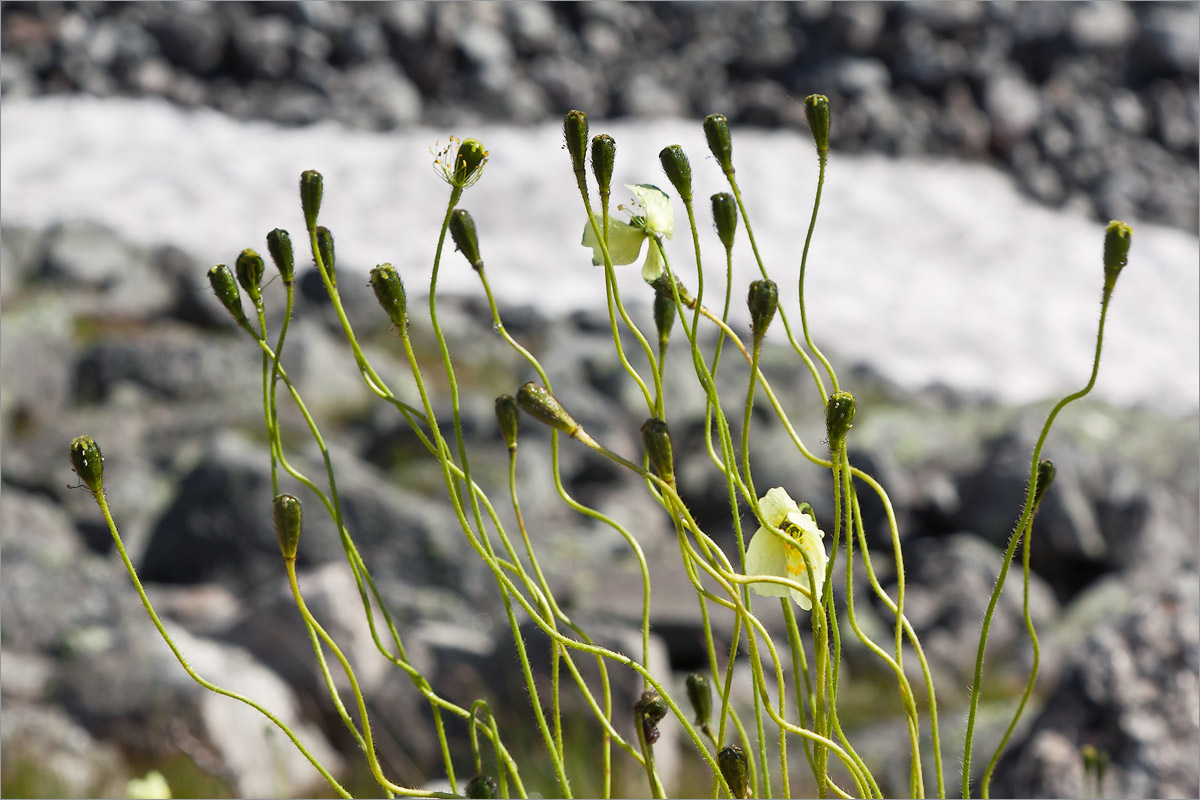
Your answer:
[316,226,336,284]
[703,113,734,174]
[517,382,577,436]
[208,264,250,329]
[564,110,589,176]
[495,394,519,452]
[1032,458,1056,508]
[747,279,778,341]
[685,673,712,728]
[591,134,616,198]
[266,228,295,284]
[69,435,104,495]
[465,775,498,799]
[369,264,407,333]
[273,493,302,559]
[300,169,323,230]
[711,192,737,251]
[640,418,675,485]
[658,144,692,203]
[826,391,856,451]
[1103,220,1132,296]
[805,94,831,153]
[450,208,483,270]
[235,248,265,304]
[718,744,749,799]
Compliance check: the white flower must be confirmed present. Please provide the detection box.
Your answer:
[744,487,828,611]
[581,184,674,282]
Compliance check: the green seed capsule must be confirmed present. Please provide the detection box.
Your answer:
[316,226,336,284]
[640,418,675,485]
[591,134,616,198]
[1033,458,1056,508]
[453,138,488,189]
[805,94,831,153]
[300,169,323,230]
[465,775,498,799]
[1103,220,1132,296]
[495,394,519,452]
[450,208,483,270]
[266,228,295,285]
[369,264,407,332]
[235,248,264,304]
[273,494,302,560]
[711,192,737,252]
[718,745,750,799]
[69,435,104,495]
[826,391,856,451]
[564,110,589,176]
[658,144,692,203]
[208,264,250,329]
[685,673,711,727]
[747,279,778,341]
[703,114,734,175]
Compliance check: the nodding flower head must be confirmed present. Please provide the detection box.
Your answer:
[744,487,828,611]
[432,136,489,190]
[581,183,674,282]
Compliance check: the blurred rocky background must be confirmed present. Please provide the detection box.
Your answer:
[2,2,1197,798]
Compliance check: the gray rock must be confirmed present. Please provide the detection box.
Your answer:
[0,702,129,797]
[42,219,174,317]
[985,68,1042,151]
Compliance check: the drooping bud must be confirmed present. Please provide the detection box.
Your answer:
[651,274,696,310]
[711,192,738,252]
[450,208,483,270]
[300,169,323,230]
[517,382,596,447]
[703,114,734,175]
[653,283,676,352]
[495,394,519,452]
[1102,220,1132,296]
[69,435,104,495]
[805,94,831,154]
[635,690,669,745]
[273,493,302,560]
[685,673,712,728]
[826,391,856,450]
[1032,458,1056,508]
[564,110,589,177]
[316,226,336,284]
[208,264,250,329]
[718,745,750,799]
[465,775,498,799]
[591,134,616,198]
[369,264,407,332]
[747,279,778,342]
[266,228,295,284]
[658,145,693,204]
[453,138,488,189]
[640,418,675,485]
[235,248,265,305]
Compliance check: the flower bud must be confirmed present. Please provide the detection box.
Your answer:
[564,110,589,176]
[266,228,295,284]
[747,279,778,341]
[658,145,692,204]
[591,134,616,198]
[703,114,734,175]
[1032,458,1056,508]
[369,264,407,332]
[718,745,750,799]
[1103,220,1132,296]
[517,382,595,447]
[685,673,711,728]
[640,418,675,485]
[495,394,519,452]
[826,391,856,450]
[273,493,302,560]
[711,192,737,252]
[465,775,498,799]
[805,94,831,153]
[208,264,250,329]
[635,690,668,745]
[651,274,695,310]
[653,284,676,352]
[453,138,488,189]
[450,208,483,270]
[315,226,336,285]
[235,248,265,305]
[69,435,104,495]
[300,169,323,230]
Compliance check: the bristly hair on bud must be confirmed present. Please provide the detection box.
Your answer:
[564,110,589,177]
[432,136,489,191]
[369,264,407,333]
[266,228,295,285]
[495,394,519,453]
[208,264,251,330]
[658,144,693,203]
[1102,220,1132,297]
[805,94,831,154]
[69,435,104,495]
[1032,458,1056,508]
[465,775,498,799]
[449,208,483,270]
[747,279,778,342]
[516,382,598,448]
[273,493,302,560]
[235,248,265,305]
[640,418,675,486]
[717,745,750,799]
[711,192,737,252]
[703,113,734,175]
[635,690,669,746]
[591,134,616,199]
[826,391,856,451]
[316,226,336,284]
[300,169,323,230]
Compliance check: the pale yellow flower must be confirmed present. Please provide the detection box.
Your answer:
[744,487,828,610]
[581,184,674,282]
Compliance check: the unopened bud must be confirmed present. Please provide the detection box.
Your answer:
[69,435,104,495]
[685,673,711,728]
[651,274,696,310]
[300,169,323,230]
[591,134,616,198]
[805,94,831,153]
[640,418,675,485]
[718,745,750,799]
[711,192,737,252]
[1103,220,1132,296]
[266,228,295,284]
[495,394,519,452]
[465,775,498,799]
[453,138,488,189]
[564,110,589,176]
[659,145,692,203]
[653,285,676,351]
[450,208,483,270]
[703,114,734,175]
[235,248,264,304]
[208,264,250,329]
[273,493,302,560]
[747,279,778,341]
[316,226,336,284]
[517,382,594,446]
[1032,458,1056,508]
[826,391,856,450]
[635,690,669,745]
[369,264,407,332]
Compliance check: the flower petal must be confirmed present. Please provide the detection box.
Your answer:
[641,237,665,282]
[581,219,646,266]
[757,487,800,528]
[745,526,792,599]
[627,184,674,239]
